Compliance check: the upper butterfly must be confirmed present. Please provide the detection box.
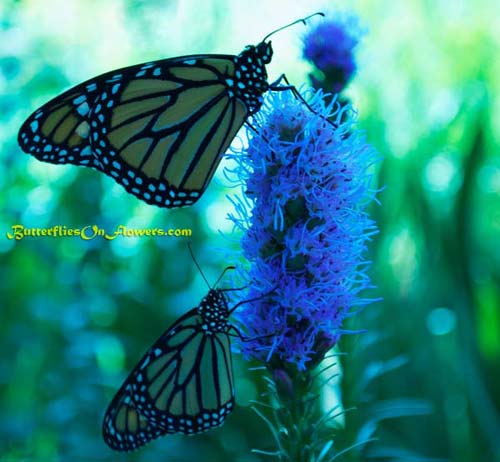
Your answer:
[17,13,323,208]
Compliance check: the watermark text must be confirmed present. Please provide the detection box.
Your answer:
[6,224,192,241]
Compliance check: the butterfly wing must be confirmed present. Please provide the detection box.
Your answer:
[17,79,103,168]
[103,306,234,451]
[102,382,169,452]
[89,56,248,207]
[127,307,235,434]
[18,55,249,207]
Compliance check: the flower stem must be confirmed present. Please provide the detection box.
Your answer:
[274,368,317,462]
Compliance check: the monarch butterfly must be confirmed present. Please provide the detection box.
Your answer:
[103,268,240,451]
[18,13,323,208]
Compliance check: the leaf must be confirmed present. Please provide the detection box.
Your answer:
[358,355,409,392]
[356,399,433,445]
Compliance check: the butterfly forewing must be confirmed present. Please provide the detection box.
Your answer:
[18,54,254,208]
[17,83,101,168]
[102,288,235,451]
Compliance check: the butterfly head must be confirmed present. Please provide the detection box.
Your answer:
[256,41,273,64]
[239,41,273,68]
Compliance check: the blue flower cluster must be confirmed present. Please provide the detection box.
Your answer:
[303,14,364,93]
[227,89,379,370]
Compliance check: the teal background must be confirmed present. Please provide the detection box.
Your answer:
[1,0,499,461]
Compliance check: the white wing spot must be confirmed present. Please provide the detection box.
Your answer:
[77,102,90,116]
[73,95,86,105]
[81,146,92,157]
[75,121,90,138]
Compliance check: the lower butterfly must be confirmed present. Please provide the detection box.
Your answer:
[103,285,237,451]
[17,13,323,208]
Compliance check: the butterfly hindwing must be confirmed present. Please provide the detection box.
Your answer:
[102,382,169,451]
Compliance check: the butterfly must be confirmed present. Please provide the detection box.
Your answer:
[103,277,238,451]
[17,13,323,208]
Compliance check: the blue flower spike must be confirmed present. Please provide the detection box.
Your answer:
[227,88,379,461]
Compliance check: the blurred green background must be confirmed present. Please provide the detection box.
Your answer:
[1,0,499,461]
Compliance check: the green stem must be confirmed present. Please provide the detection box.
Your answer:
[273,369,323,462]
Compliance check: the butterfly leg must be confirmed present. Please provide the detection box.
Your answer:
[220,285,249,293]
[245,120,260,135]
[228,284,278,314]
[269,74,338,129]
[228,325,276,342]
[245,74,320,134]
[268,73,295,90]
[228,325,247,341]
[269,74,321,117]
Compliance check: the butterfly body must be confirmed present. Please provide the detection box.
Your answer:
[102,288,235,451]
[18,43,274,207]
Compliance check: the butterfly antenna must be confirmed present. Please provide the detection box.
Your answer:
[187,242,211,289]
[261,12,324,43]
[214,265,236,288]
